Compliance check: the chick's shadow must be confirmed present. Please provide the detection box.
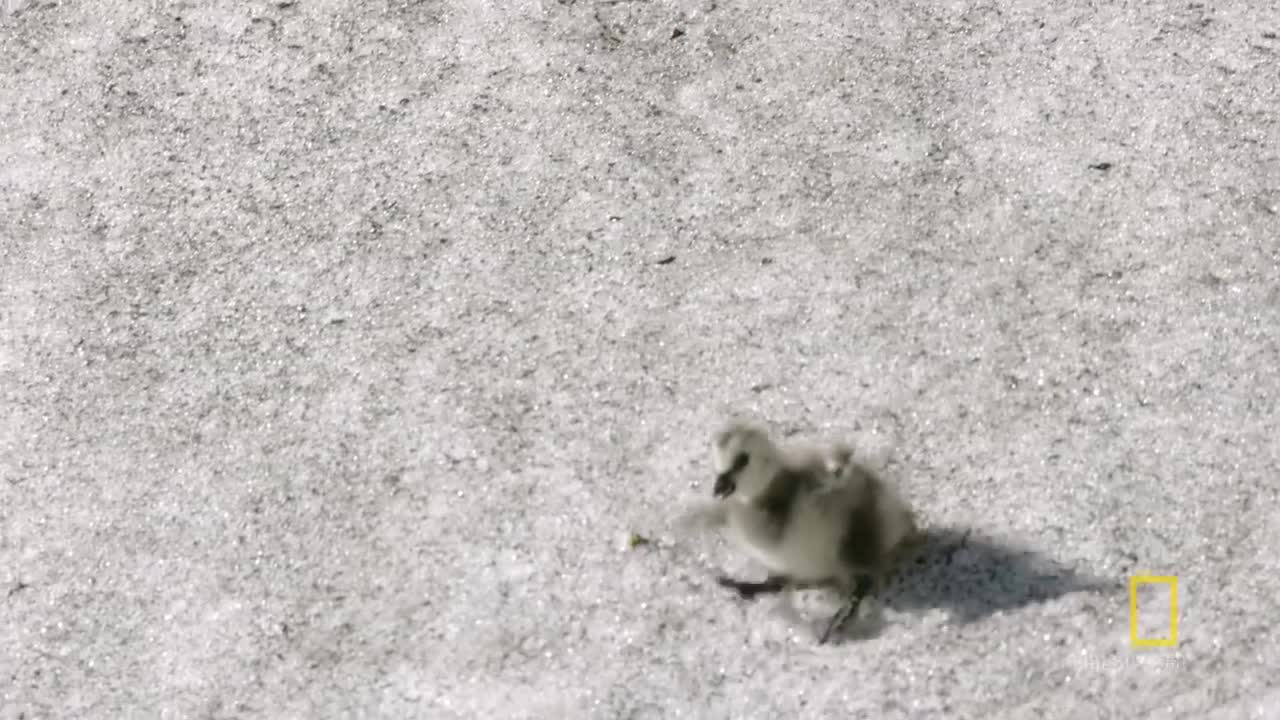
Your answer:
[877,525,1124,626]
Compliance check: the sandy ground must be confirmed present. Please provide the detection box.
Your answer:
[3,0,1279,717]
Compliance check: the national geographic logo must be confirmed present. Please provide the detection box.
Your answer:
[1129,575,1178,648]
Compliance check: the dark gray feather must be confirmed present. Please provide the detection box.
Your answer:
[750,468,821,540]
[838,498,885,571]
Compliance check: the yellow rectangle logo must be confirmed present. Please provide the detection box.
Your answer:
[1129,575,1178,647]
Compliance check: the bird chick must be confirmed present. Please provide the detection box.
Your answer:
[707,421,921,644]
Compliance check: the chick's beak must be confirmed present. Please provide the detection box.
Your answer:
[713,472,736,498]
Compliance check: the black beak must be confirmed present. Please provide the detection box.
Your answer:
[713,453,749,498]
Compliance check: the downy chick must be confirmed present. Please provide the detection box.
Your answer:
[708,421,921,643]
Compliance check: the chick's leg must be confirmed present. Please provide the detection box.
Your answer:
[818,573,876,645]
[717,573,837,600]
[716,574,788,599]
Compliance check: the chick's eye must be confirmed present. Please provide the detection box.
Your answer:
[731,453,749,471]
